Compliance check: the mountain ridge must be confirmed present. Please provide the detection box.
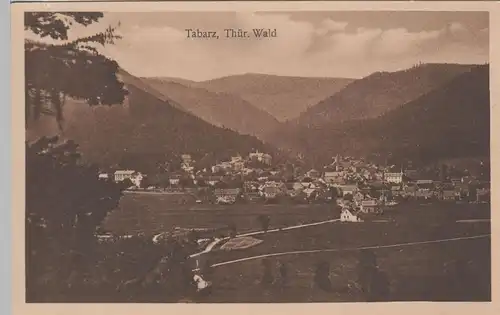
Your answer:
[142,77,281,140]
[293,63,479,128]
[272,64,489,166]
[145,73,354,122]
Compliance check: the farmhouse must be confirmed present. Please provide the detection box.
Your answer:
[340,208,363,222]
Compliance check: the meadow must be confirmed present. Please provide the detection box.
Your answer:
[102,194,490,302]
[102,192,339,236]
[197,202,490,302]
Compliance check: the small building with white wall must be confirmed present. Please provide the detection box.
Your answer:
[340,208,363,222]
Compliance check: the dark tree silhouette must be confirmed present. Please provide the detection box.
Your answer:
[25,12,127,129]
[257,215,271,232]
[261,259,274,287]
[228,223,237,238]
[278,261,289,288]
[314,261,332,292]
[25,136,125,300]
[356,249,390,301]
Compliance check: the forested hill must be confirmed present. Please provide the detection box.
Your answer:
[270,64,489,167]
[26,70,279,173]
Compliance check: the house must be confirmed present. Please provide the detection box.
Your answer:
[476,187,490,202]
[338,184,359,196]
[360,199,381,214]
[98,173,109,180]
[114,170,144,187]
[323,171,344,185]
[260,182,287,199]
[306,169,321,179]
[114,170,136,182]
[340,208,363,222]
[212,162,232,174]
[441,190,457,201]
[384,172,403,184]
[169,174,182,186]
[390,185,402,196]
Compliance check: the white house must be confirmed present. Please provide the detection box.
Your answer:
[340,208,363,222]
[114,170,144,188]
[114,170,135,182]
[384,172,403,184]
[98,173,109,180]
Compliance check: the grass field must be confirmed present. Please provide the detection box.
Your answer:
[195,202,491,302]
[102,195,490,302]
[102,193,339,236]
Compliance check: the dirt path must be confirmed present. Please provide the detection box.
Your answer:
[188,218,341,258]
[208,234,491,268]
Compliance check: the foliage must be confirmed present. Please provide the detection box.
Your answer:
[356,249,390,301]
[257,214,271,232]
[260,259,274,287]
[25,12,127,129]
[271,65,489,167]
[26,136,124,300]
[314,261,332,292]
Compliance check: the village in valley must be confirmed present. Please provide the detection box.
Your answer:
[101,151,490,222]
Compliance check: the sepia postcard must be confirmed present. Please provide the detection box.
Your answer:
[10,1,500,315]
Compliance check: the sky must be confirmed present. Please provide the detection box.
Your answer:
[26,11,489,81]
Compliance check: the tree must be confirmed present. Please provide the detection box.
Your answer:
[314,261,332,292]
[26,136,125,300]
[25,12,127,129]
[257,215,271,232]
[261,259,274,287]
[329,187,339,200]
[356,249,389,301]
